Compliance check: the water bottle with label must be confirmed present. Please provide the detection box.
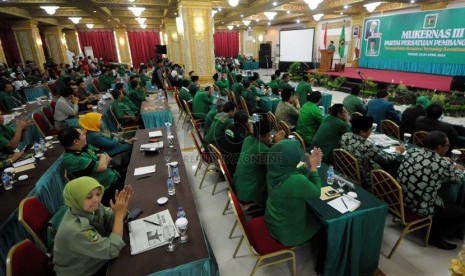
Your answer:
[327,165,335,185]
[33,142,40,155]
[40,138,46,153]
[165,122,172,136]
[2,173,12,190]
[171,162,180,184]
[167,176,175,196]
[176,207,186,219]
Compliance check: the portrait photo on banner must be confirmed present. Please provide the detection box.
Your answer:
[353,26,359,37]
[366,37,381,57]
[364,19,380,40]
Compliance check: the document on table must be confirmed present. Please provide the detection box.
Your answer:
[14,163,36,173]
[327,195,361,214]
[12,157,35,168]
[140,142,163,151]
[134,165,156,176]
[368,134,399,147]
[148,130,163,138]
[128,209,179,255]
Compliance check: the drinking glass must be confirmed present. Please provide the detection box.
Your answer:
[452,149,462,163]
[336,175,346,194]
[175,218,189,244]
[163,225,176,252]
[3,167,15,184]
[163,148,172,165]
[403,133,411,144]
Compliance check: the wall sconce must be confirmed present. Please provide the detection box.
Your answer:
[228,0,239,7]
[242,20,251,26]
[194,17,204,34]
[176,16,184,35]
[252,38,256,43]
[128,6,145,17]
[172,33,178,41]
[163,33,168,44]
[258,34,264,42]
[86,24,94,29]
[40,6,59,15]
[36,38,43,46]
[264,12,277,21]
[313,13,324,21]
[119,37,125,46]
[227,25,234,30]
[69,17,82,24]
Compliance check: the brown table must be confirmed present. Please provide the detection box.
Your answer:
[107,128,218,276]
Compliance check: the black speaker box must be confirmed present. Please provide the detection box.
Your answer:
[259,60,273,68]
[259,50,271,60]
[450,76,465,92]
[155,45,167,54]
[260,43,271,51]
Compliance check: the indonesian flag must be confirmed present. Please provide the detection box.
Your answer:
[323,23,328,49]
[354,30,361,59]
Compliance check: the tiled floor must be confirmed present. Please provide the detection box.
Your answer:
[168,70,463,276]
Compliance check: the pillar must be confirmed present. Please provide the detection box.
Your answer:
[178,0,215,82]
[113,28,132,66]
[252,26,266,59]
[41,26,69,65]
[11,20,46,67]
[63,30,80,56]
[164,18,184,66]
[0,38,7,65]
[348,14,365,66]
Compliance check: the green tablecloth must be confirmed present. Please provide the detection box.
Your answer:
[320,92,332,115]
[242,61,259,70]
[140,105,173,128]
[23,86,48,101]
[306,163,388,276]
[259,95,281,113]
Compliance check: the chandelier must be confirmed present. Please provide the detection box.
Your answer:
[264,12,277,20]
[228,0,239,7]
[364,2,382,12]
[304,0,323,10]
[313,13,324,21]
[128,6,145,17]
[40,6,59,15]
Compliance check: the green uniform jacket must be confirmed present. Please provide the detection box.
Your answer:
[192,91,213,120]
[256,79,266,88]
[214,79,229,96]
[265,167,321,246]
[295,81,312,105]
[296,102,323,145]
[139,74,150,88]
[99,75,115,91]
[231,82,243,104]
[111,99,135,121]
[63,144,120,190]
[53,206,125,276]
[233,136,270,204]
[0,124,14,152]
[242,87,259,113]
[179,87,193,103]
[128,88,146,110]
[279,81,294,92]
[343,94,367,115]
[188,83,199,98]
[267,80,280,95]
[122,95,138,113]
[203,112,233,147]
[313,115,351,163]
[0,91,26,111]
[204,108,218,134]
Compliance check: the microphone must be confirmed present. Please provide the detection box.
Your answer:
[356,69,361,75]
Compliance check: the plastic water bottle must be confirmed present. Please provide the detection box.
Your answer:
[167,176,175,196]
[165,122,172,136]
[33,142,40,155]
[176,207,186,219]
[327,165,335,185]
[171,161,180,184]
[2,174,12,190]
[39,138,46,153]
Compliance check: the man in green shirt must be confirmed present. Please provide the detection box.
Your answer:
[179,79,193,109]
[253,72,267,88]
[110,89,139,125]
[204,99,225,134]
[313,104,351,163]
[242,80,260,114]
[138,66,151,89]
[275,88,300,130]
[115,83,138,114]
[231,75,243,106]
[203,102,236,147]
[327,40,336,51]
[0,82,26,112]
[128,79,146,110]
[0,118,32,153]
[192,85,214,120]
[58,126,121,190]
[189,75,200,98]
[267,74,280,95]
[98,69,115,91]
[296,91,323,146]
[213,73,229,96]
[342,85,366,115]
[295,74,313,105]
[279,73,294,91]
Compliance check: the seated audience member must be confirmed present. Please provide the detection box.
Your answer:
[79,112,135,157]
[138,66,151,89]
[58,126,122,193]
[205,99,225,134]
[219,111,252,176]
[313,104,351,164]
[0,81,26,111]
[234,116,285,205]
[179,79,193,110]
[231,74,243,104]
[54,177,132,276]
[399,96,430,138]
[213,73,229,96]
[188,75,200,98]
[416,103,465,149]
[192,85,214,120]
[267,74,280,95]
[98,69,115,91]
[54,86,80,131]
[296,91,323,146]
[242,80,260,113]
[340,116,404,187]
[70,81,93,111]
[295,74,312,106]
[253,72,266,88]
[0,116,32,153]
[279,73,293,91]
[115,83,138,115]
[343,85,366,115]
[203,101,236,147]
[128,79,146,110]
[110,89,140,125]
[12,73,29,92]
[275,87,300,130]
[76,78,99,101]
[397,131,465,250]
[366,90,400,132]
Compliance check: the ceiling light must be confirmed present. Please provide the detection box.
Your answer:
[410,0,415,3]
[69,17,82,24]
[212,10,218,17]
[240,14,244,18]
[313,13,324,21]
[287,10,290,14]
[86,24,94,29]
[40,6,59,15]
[174,12,177,15]
[340,12,343,15]
[228,0,239,7]
[264,11,277,20]
[222,21,224,24]
[128,6,145,17]
[364,2,382,12]
[242,20,251,26]
[227,25,234,30]
[344,5,349,9]
[218,8,222,11]
[93,10,97,13]
[304,0,323,10]
[255,18,259,22]
[128,0,135,2]
[272,2,278,6]
[296,19,301,23]
[267,22,271,26]
[136,17,146,24]
[236,24,240,27]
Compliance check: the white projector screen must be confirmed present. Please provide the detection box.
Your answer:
[279,28,315,62]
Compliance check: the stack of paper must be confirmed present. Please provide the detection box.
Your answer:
[140,142,163,151]
[12,157,35,168]
[128,209,179,255]
[134,165,156,176]
[148,130,163,138]
[327,195,361,214]
[368,134,399,147]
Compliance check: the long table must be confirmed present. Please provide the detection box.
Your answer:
[258,91,333,114]
[140,101,173,128]
[107,128,218,276]
[307,163,388,276]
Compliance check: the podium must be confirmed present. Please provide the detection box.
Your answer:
[319,49,334,72]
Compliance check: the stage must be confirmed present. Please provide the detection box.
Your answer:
[309,67,454,92]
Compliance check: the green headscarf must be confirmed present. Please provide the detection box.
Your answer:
[63,176,104,212]
[416,96,431,109]
[267,140,306,189]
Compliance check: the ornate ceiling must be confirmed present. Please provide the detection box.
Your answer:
[0,0,460,30]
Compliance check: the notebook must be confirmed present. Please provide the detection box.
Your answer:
[327,195,361,214]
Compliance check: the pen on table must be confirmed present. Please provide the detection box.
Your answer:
[143,220,161,226]
[137,175,151,180]
[341,197,349,209]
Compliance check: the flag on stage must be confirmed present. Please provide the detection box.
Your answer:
[354,30,361,59]
[339,21,346,58]
[323,23,328,49]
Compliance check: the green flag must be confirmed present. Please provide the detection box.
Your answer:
[339,21,346,59]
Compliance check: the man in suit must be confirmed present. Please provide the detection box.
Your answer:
[366,90,400,132]
[365,21,378,39]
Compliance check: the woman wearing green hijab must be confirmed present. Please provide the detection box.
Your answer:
[54,177,132,276]
[265,141,323,246]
